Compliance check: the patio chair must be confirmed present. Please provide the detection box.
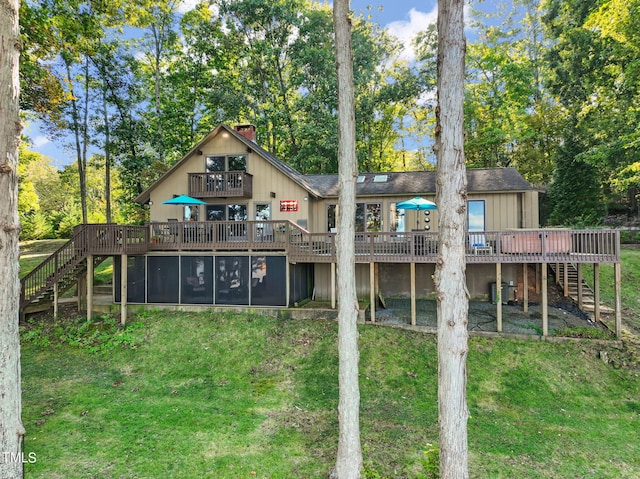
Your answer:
[469,233,493,255]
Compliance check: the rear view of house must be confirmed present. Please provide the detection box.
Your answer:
[21,124,622,337]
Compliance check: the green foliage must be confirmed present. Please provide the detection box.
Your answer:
[421,444,440,479]
[20,210,53,241]
[554,327,614,340]
[547,140,605,226]
[21,314,144,354]
[17,0,640,220]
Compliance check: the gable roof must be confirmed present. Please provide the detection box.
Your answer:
[134,124,322,204]
[135,123,532,204]
[304,168,532,198]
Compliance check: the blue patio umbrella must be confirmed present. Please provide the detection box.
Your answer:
[161,194,207,205]
[396,197,437,229]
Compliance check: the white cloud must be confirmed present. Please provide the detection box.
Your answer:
[177,0,199,14]
[386,7,438,62]
[177,0,219,15]
[32,135,50,149]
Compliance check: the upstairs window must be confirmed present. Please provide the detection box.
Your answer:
[206,154,247,173]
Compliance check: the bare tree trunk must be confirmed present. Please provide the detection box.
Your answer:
[332,0,363,477]
[0,0,25,476]
[433,0,469,478]
[65,58,88,224]
[102,86,112,224]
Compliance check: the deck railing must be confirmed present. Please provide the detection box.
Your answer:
[188,171,253,198]
[22,225,617,314]
[20,224,148,310]
[75,223,619,264]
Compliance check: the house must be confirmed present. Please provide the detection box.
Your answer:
[20,124,622,337]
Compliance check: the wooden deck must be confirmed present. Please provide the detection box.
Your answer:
[78,222,620,264]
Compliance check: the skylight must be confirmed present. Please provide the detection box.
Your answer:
[357,175,366,183]
[373,174,388,183]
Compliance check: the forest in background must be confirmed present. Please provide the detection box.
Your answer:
[17,0,640,239]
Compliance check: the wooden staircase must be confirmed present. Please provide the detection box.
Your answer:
[549,263,614,315]
[20,226,108,315]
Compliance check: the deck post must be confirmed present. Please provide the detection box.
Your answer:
[542,262,548,337]
[593,263,601,323]
[496,263,502,332]
[614,262,622,339]
[76,272,86,311]
[369,262,375,323]
[120,254,127,325]
[87,254,94,321]
[522,263,528,314]
[53,281,59,318]
[285,260,290,307]
[331,262,336,309]
[536,264,541,294]
[410,262,416,326]
[563,263,569,297]
[576,263,583,309]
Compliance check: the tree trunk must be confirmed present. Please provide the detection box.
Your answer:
[102,86,112,224]
[332,0,363,477]
[65,58,88,224]
[434,1,469,478]
[0,0,25,476]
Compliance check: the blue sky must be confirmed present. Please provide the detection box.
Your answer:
[24,0,472,166]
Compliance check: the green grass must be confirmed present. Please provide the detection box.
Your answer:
[582,247,640,332]
[21,311,640,478]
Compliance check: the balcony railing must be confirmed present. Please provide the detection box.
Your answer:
[188,171,253,198]
[77,223,620,264]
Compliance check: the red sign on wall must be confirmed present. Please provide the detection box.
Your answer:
[280,200,298,212]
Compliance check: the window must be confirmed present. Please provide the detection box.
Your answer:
[228,204,248,221]
[390,202,406,233]
[206,204,226,221]
[327,204,336,232]
[228,155,247,171]
[205,204,247,221]
[255,203,271,221]
[468,200,486,231]
[329,203,381,232]
[184,205,199,221]
[355,202,381,232]
[206,154,247,172]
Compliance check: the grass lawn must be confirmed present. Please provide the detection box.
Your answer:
[20,311,640,478]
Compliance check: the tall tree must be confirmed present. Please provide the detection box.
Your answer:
[434,0,469,477]
[331,0,362,477]
[543,0,609,224]
[0,0,25,476]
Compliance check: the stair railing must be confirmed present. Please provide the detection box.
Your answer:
[20,226,91,310]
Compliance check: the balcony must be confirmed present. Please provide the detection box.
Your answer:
[188,171,253,199]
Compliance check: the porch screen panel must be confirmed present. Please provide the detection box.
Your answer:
[147,256,179,303]
[181,256,213,304]
[251,256,286,306]
[114,255,146,303]
[215,256,249,305]
[290,263,313,305]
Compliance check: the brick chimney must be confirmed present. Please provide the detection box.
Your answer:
[234,124,256,142]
